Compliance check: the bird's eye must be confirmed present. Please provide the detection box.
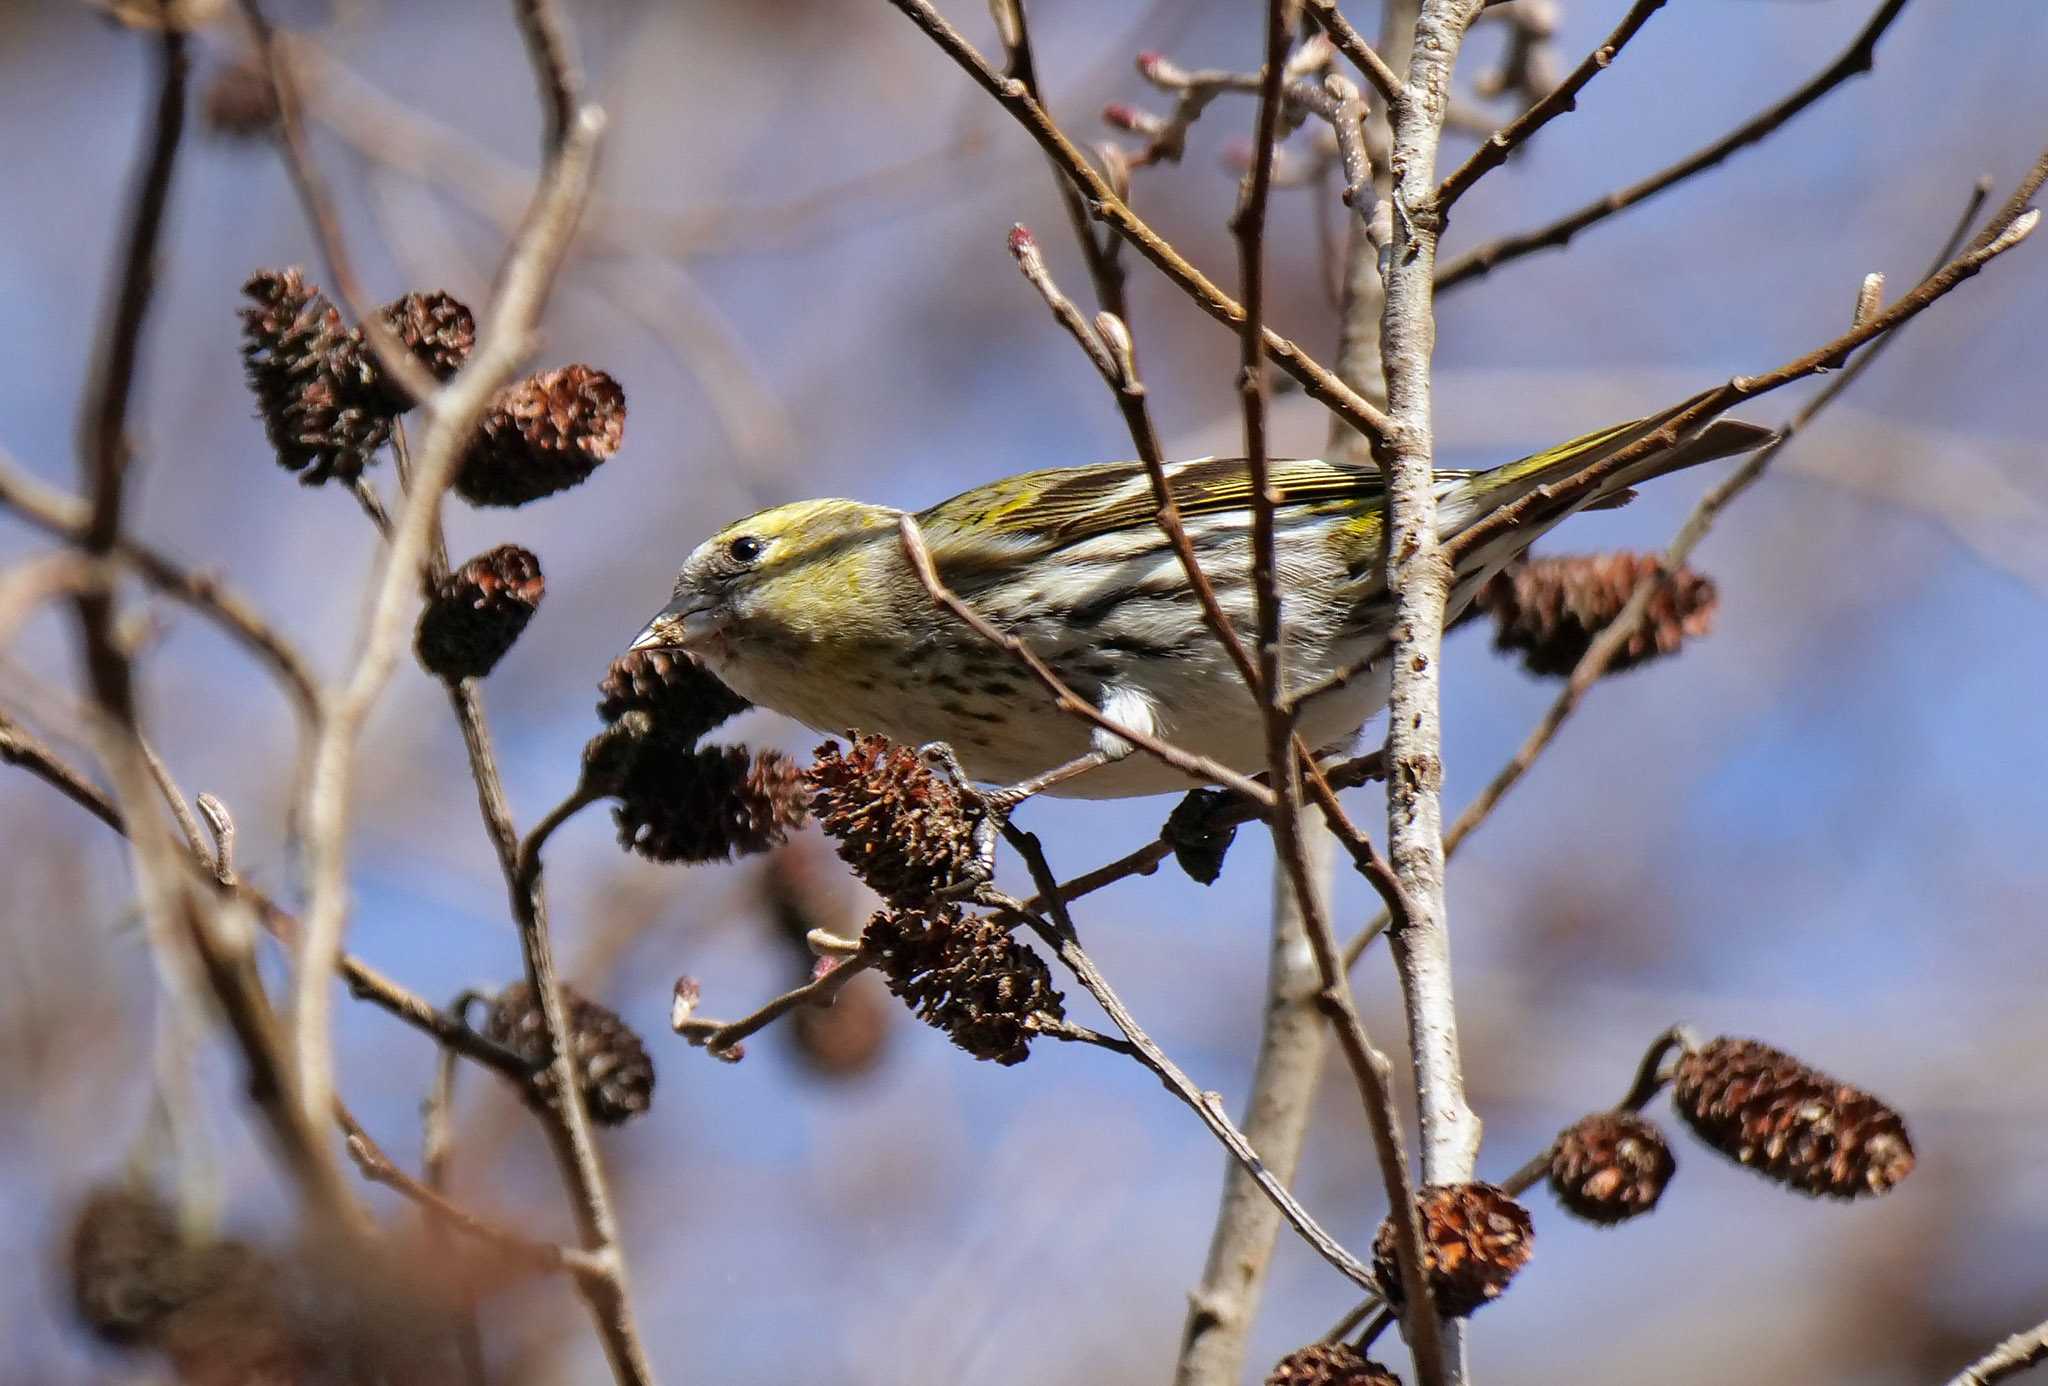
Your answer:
[726,535,766,566]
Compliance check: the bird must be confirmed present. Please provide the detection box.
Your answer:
[629,398,1771,801]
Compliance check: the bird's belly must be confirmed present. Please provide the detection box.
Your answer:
[715,625,1390,799]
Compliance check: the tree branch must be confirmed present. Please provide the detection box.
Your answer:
[879,0,1399,449]
[1436,0,1913,291]
[1434,0,1668,214]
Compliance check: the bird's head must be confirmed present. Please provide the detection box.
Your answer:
[629,498,904,664]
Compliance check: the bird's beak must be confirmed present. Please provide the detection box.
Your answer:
[628,597,714,653]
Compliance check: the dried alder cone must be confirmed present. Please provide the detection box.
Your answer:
[1373,1182,1534,1317]
[455,364,627,507]
[807,735,981,906]
[598,647,750,745]
[1474,551,1718,677]
[239,270,478,485]
[1265,1343,1402,1386]
[70,1184,459,1381]
[1163,786,1240,886]
[68,1186,194,1346]
[1547,1111,1676,1224]
[598,728,808,864]
[863,904,1063,1066]
[1672,1036,1914,1198]
[239,269,389,485]
[484,982,656,1126]
[414,544,545,681]
[373,290,476,406]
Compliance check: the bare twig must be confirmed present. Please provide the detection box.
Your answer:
[1237,20,1441,1375]
[339,1107,603,1280]
[1943,1322,2048,1386]
[511,0,580,150]
[881,0,1398,448]
[1438,177,2001,866]
[1287,74,1375,224]
[1008,228,1262,694]
[1339,175,2013,972]
[1442,198,2041,572]
[998,830,1379,1294]
[1298,0,1404,109]
[0,449,322,715]
[1435,0,1668,213]
[1437,0,1913,290]
[66,17,360,1234]
[991,0,1130,325]
[674,953,876,1060]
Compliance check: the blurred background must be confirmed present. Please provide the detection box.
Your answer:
[3,0,2046,1381]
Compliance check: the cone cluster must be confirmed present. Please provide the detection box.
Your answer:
[1672,1036,1914,1198]
[1372,1182,1534,1317]
[863,904,1063,1065]
[484,981,657,1126]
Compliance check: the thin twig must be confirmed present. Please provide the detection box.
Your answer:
[339,1106,604,1280]
[1006,228,1260,694]
[1943,1322,2048,1386]
[0,449,322,715]
[1339,174,2012,971]
[992,0,1130,325]
[511,0,580,150]
[1440,176,2001,864]
[1436,0,1913,290]
[674,953,876,1060]
[0,712,535,1080]
[65,18,358,1233]
[881,0,1398,449]
[1435,0,1667,213]
[1441,195,2042,573]
[1298,0,1404,108]
[998,829,1379,1294]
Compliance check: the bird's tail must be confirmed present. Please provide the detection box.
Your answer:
[1439,392,1777,537]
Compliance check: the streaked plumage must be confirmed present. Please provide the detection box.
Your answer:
[633,402,1772,797]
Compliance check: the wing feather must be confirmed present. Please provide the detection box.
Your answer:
[915,458,1429,547]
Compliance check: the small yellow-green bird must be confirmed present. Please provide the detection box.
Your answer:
[630,402,1770,800]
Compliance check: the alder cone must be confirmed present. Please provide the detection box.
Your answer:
[1672,1036,1914,1198]
[1265,1343,1401,1386]
[1547,1111,1676,1224]
[1372,1182,1533,1316]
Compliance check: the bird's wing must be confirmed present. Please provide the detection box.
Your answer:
[915,457,1443,547]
